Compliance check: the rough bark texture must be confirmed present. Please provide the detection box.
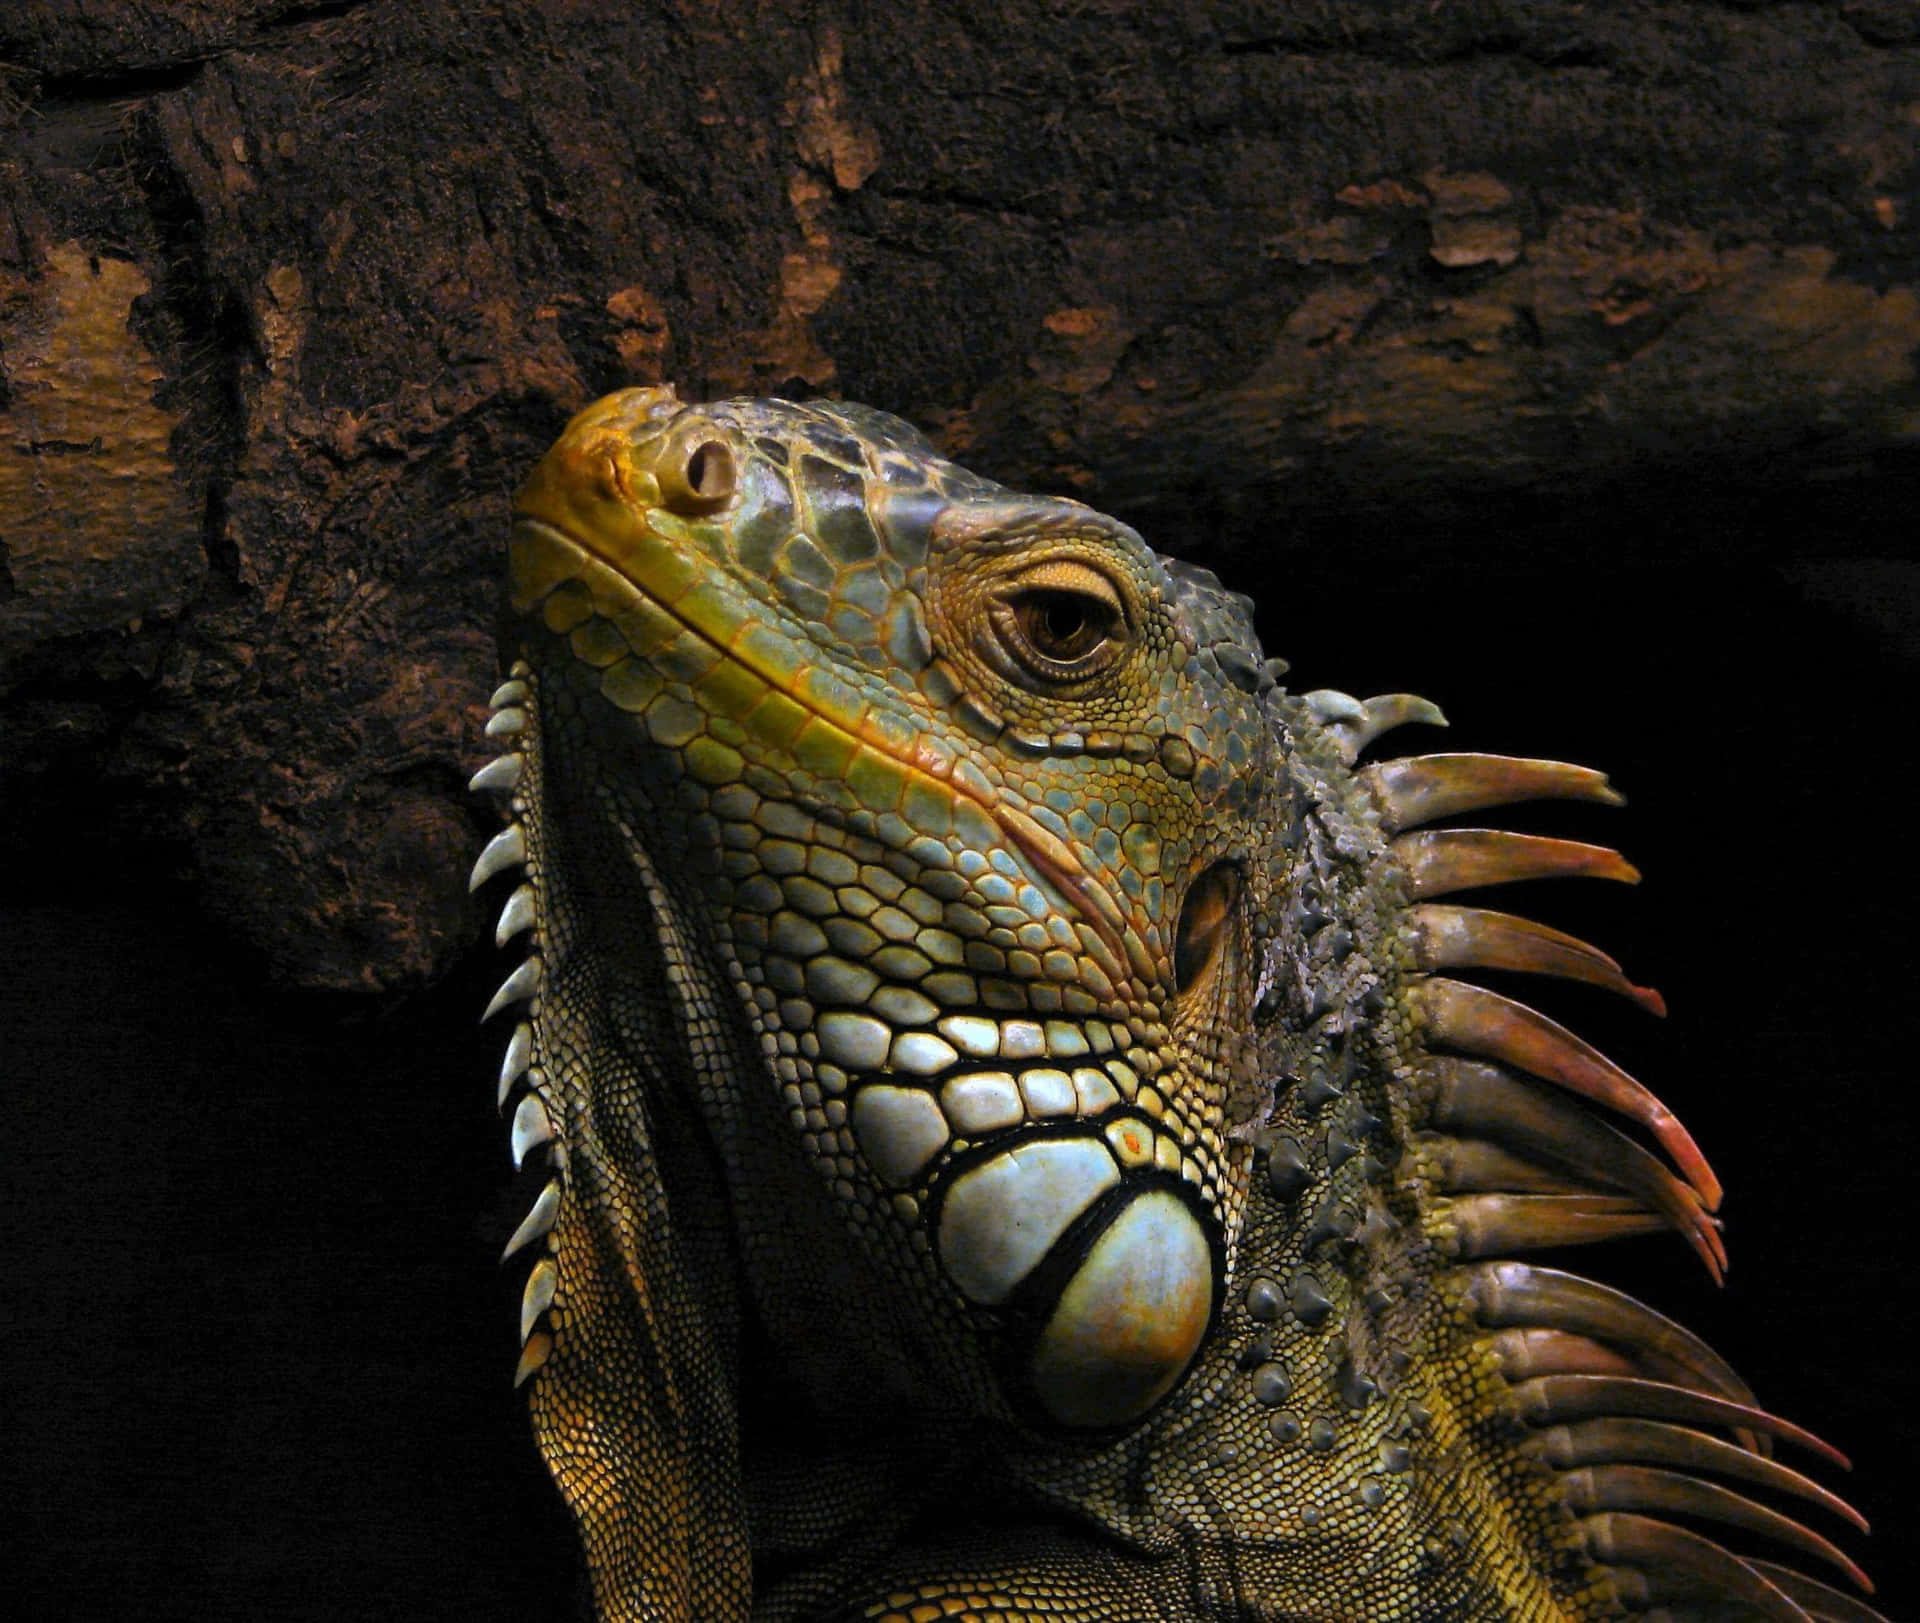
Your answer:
[3,0,1918,992]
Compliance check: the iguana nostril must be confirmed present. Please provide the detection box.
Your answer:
[655,431,738,515]
[686,440,734,499]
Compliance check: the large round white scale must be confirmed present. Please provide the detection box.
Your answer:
[934,1135,1215,1427]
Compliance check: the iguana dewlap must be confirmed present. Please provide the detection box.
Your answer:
[470,385,1883,1622]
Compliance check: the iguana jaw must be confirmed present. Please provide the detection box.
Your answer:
[510,509,916,776]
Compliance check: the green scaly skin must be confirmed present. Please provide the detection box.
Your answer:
[470,387,1882,1622]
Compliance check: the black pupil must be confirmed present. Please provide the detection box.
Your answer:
[1025,591,1102,657]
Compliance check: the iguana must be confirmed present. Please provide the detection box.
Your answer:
[469,385,1884,1622]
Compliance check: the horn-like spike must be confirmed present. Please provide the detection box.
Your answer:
[514,1328,553,1389]
[1409,904,1666,1015]
[1426,1134,1597,1195]
[1510,1376,1851,1471]
[482,957,542,1022]
[1365,691,1447,736]
[1581,1513,1812,1622]
[485,706,527,738]
[1446,1193,1669,1257]
[1468,1262,1752,1404]
[1425,1060,1725,1280]
[1491,1328,1640,1381]
[502,1180,562,1263]
[490,679,529,709]
[1417,980,1721,1210]
[495,883,537,948]
[520,1256,558,1344]
[1326,693,1448,759]
[510,1091,554,1170]
[1533,1419,1869,1534]
[497,1021,533,1110]
[1303,689,1366,724]
[469,753,524,794]
[1362,752,1625,833]
[1748,1562,1893,1623]
[469,824,527,892]
[1396,830,1641,899]
[1564,1466,1873,1593]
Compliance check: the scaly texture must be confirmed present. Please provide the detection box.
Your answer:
[471,387,1884,1622]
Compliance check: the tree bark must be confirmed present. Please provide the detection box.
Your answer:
[3,0,1917,991]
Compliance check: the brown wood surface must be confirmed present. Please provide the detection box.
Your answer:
[3,0,1917,994]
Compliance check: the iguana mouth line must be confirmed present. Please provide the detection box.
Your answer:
[514,515,1139,978]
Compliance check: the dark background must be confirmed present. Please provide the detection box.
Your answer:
[10,472,1916,1620]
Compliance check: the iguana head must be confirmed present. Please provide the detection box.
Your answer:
[478,387,1881,1621]
[504,385,1292,1427]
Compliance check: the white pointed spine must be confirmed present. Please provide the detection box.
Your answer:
[469,825,526,891]
[519,1258,558,1344]
[510,1092,553,1169]
[478,660,557,1390]
[482,957,541,1021]
[497,1021,533,1109]
[469,754,523,794]
[502,1182,561,1263]
[1327,693,1449,761]
[513,1333,552,1389]
[495,884,536,947]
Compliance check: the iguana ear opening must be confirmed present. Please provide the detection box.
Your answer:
[1174,861,1240,995]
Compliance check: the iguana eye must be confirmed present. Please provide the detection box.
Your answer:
[988,562,1127,682]
[1018,590,1107,659]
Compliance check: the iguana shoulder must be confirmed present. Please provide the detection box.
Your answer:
[469,386,1884,1622]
